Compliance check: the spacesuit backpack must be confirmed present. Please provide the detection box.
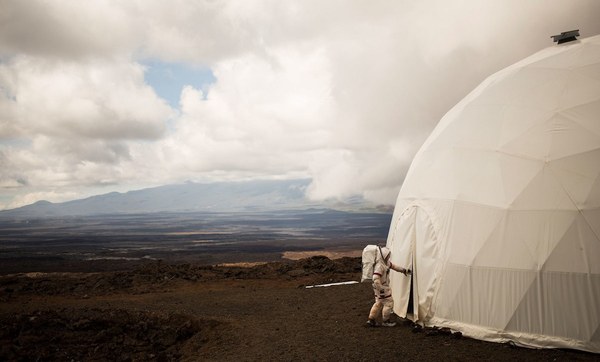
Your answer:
[361,244,380,282]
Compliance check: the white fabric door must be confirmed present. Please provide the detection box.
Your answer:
[388,206,416,319]
[389,204,441,322]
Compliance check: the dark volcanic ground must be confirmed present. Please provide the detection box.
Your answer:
[0,256,596,361]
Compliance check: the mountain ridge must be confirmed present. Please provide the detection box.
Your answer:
[1,179,391,218]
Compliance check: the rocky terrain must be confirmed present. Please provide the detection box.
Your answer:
[0,256,597,361]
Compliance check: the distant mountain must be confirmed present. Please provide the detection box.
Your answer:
[0,179,388,218]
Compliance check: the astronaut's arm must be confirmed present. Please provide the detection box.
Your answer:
[390,263,411,276]
[372,273,384,291]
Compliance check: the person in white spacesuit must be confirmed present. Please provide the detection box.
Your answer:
[367,246,410,327]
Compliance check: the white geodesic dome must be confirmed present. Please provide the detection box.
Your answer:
[387,34,600,352]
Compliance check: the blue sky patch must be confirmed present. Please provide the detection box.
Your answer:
[143,60,216,108]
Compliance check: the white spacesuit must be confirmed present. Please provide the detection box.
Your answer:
[367,246,410,327]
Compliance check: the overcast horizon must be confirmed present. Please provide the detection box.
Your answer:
[2,1,600,210]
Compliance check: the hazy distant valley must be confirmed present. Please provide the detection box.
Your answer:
[0,180,392,273]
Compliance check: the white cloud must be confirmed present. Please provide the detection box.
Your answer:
[156,45,335,180]
[1,57,171,140]
[1,0,600,209]
[0,56,173,206]
[0,0,137,59]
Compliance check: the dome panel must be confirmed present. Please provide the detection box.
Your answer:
[506,272,600,343]
[426,103,505,151]
[542,215,600,273]
[582,208,600,243]
[499,112,600,161]
[592,325,600,343]
[398,148,457,200]
[448,149,506,205]
[548,148,600,208]
[472,210,577,270]
[560,99,600,137]
[441,265,537,331]
[509,167,577,210]
[445,203,506,265]
[528,42,600,69]
[498,154,544,207]
[557,71,600,109]
[471,67,569,112]
[498,106,554,146]
[576,61,600,83]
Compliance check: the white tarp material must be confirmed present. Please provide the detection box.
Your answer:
[305,281,358,289]
[387,34,600,353]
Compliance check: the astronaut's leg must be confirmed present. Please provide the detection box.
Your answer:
[381,297,396,327]
[367,297,383,326]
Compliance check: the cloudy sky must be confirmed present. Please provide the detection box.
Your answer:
[1,0,600,210]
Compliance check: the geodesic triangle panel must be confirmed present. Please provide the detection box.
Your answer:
[548,148,600,207]
[543,215,600,273]
[388,35,600,353]
[561,99,600,136]
[500,112,600,161]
